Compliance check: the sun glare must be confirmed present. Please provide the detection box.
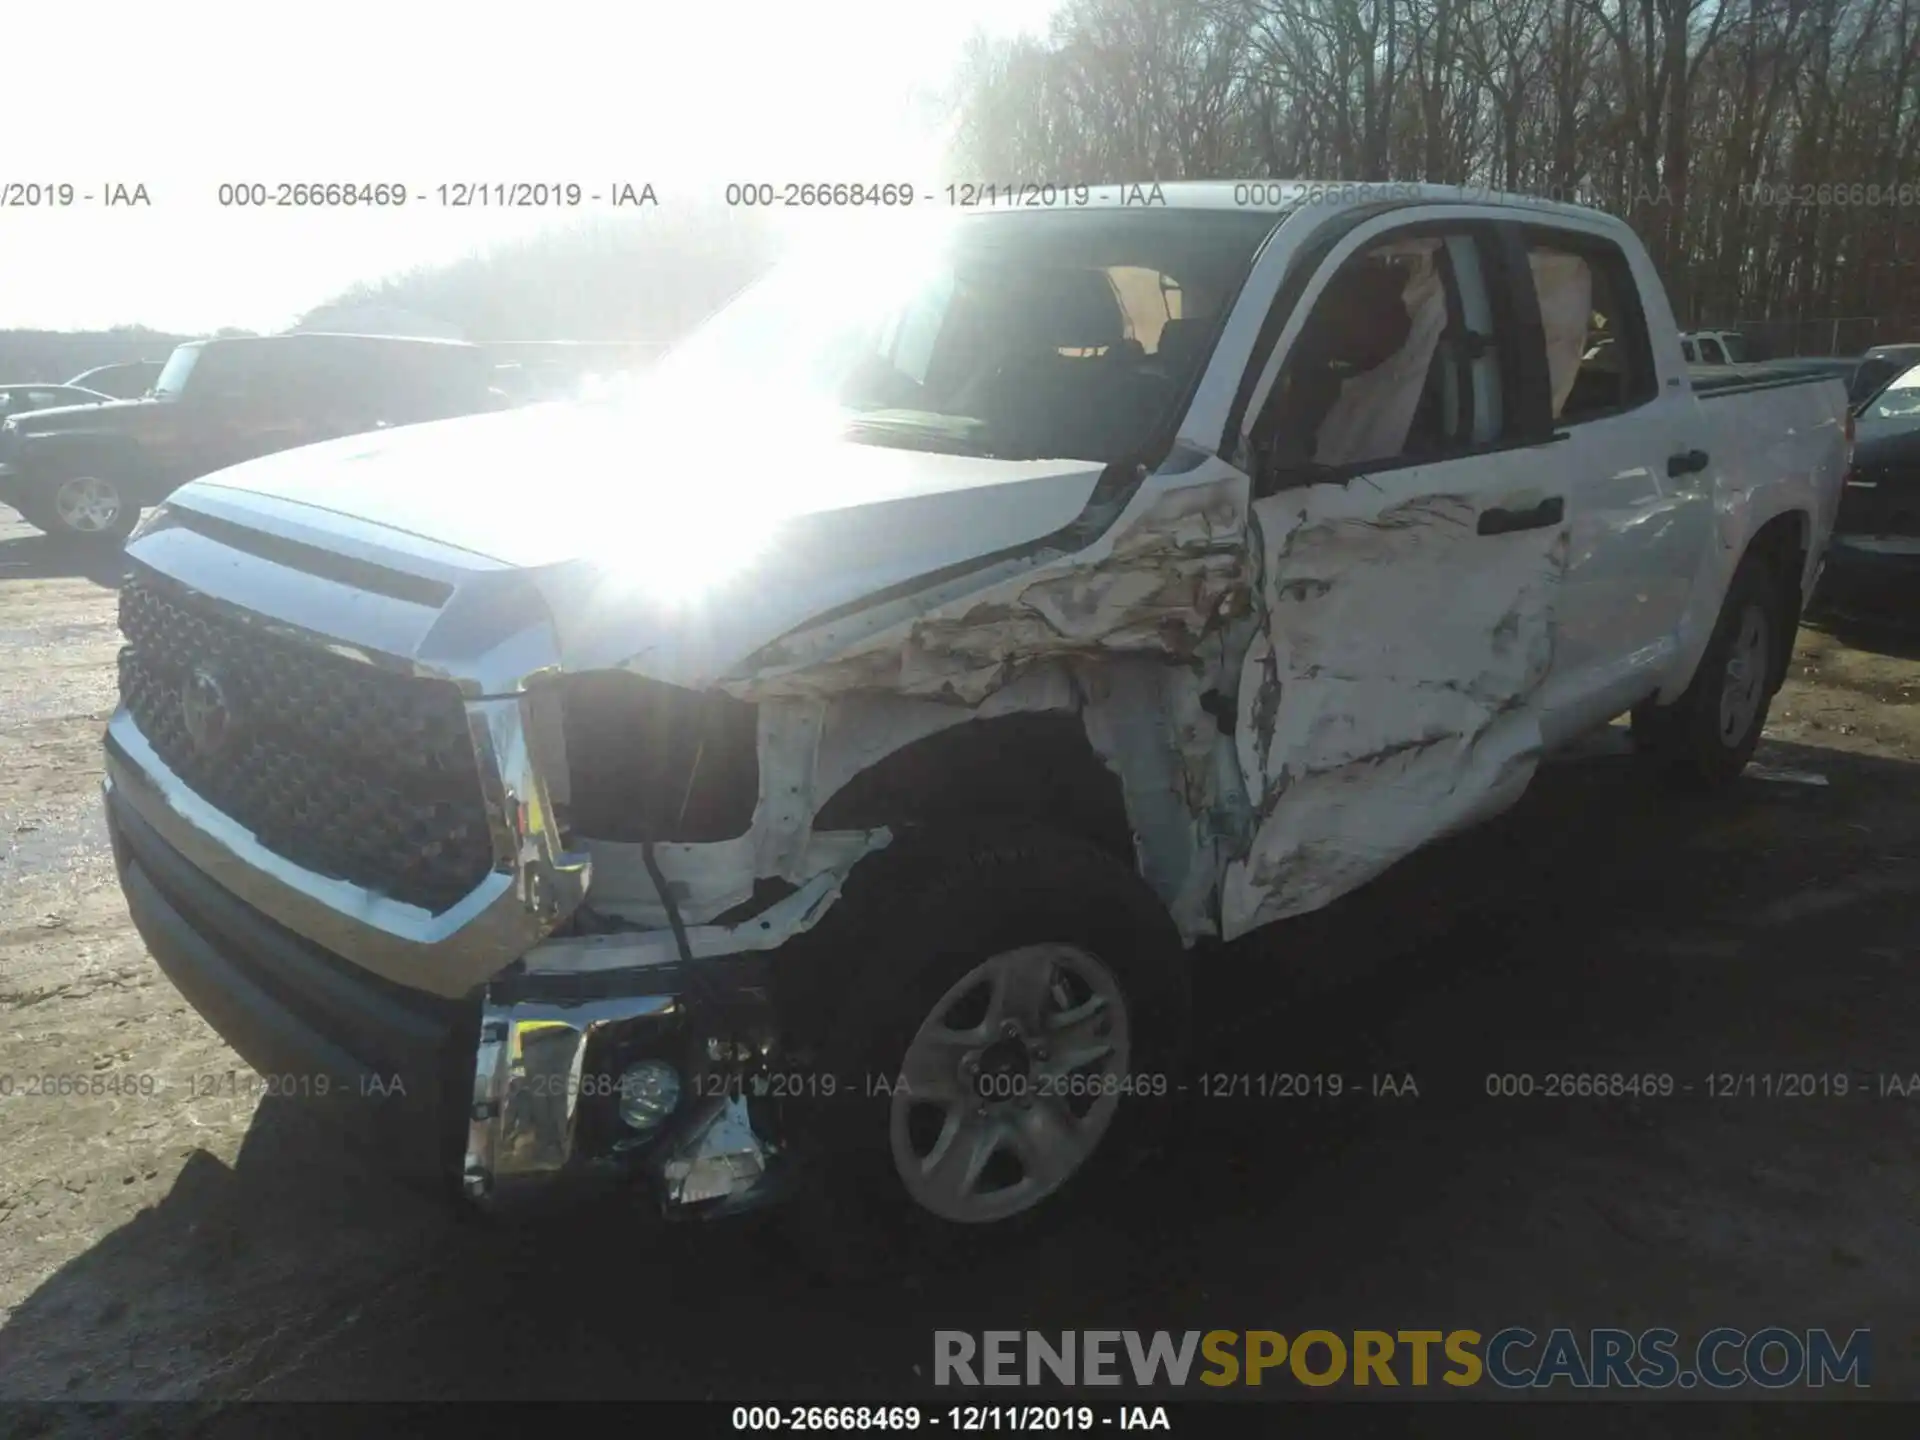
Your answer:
[3,0,1055,331]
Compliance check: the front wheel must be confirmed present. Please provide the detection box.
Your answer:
[1631,551,1786,789]
[777,826,1189,1274]
[34,473,138,545]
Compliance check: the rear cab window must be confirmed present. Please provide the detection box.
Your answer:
[1520,229,1658,424]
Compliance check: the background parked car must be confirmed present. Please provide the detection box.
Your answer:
[64,360,165,400]
[1818,358,1920,619]
[0,384,111,420]
[1847,343,1920,408]
[1680,329,1753,364]
[0,333,501,544]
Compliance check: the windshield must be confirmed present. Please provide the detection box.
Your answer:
[644,209,1279,464]
[1865,362,1920,422]
[151,345,200,399]
[1720,334,1748,363]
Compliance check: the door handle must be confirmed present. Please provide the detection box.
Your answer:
[1667,448,1710,477]
[1477,495,1564,536]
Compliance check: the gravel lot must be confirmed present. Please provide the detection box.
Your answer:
[0,510,1916,1412]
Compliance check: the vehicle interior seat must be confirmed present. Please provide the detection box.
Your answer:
[1145,316,1211,386]
[1312,252,1449,467]
[965,268,1165,456]
[1257,260,1416,471]
[1403,249,1473,457]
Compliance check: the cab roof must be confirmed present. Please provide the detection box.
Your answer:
[983,179,1615,225]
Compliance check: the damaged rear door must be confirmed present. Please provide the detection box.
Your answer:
[1217,211,1572,937]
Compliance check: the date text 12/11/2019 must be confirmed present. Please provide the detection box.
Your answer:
[213,182,658,208]
[680,1071,1419,1101]
[1484,1071,1920,1099]
[729,1406,1172,1431]
[718,183,1171,209]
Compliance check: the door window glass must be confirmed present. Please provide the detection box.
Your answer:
[1524,234,1658,422]
[1253,230,1503,476]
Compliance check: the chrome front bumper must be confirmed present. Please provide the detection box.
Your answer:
[106,503,793,1213]
[107,694,787,1214]
[109,744,787,1215]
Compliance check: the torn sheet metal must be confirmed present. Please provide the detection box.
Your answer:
[809,666,1081,809]
[810,658,1229,944]
[525,843,888,975]
[582,828,884,929]
[544,462,1258,954]
[725,465,1251,707]
[566,443,1570,956]
[1220,460,1569,938]
[1079,660,1228,940]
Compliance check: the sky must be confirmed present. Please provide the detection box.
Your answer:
[0,0,1060,334]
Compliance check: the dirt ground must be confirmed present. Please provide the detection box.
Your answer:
[1,509,1917,1417]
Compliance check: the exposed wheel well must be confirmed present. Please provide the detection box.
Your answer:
[810,712,1138,869]
[1742,510,1808,693]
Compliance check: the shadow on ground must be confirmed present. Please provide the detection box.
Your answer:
[4,737,1917,1414]
[1809,564,1920,659]
[1808,610,1920,663]
[0,529,128,589]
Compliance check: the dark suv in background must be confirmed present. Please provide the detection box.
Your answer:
[0,333,503,544]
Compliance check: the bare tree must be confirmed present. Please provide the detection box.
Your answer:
[951,0,1920,349]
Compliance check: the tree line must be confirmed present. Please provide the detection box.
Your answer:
[949,0,1920,352]
[20,5,1920,364]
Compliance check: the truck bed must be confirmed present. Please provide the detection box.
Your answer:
[1688,362,1856,397]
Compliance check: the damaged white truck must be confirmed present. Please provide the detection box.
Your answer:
[105,184,1850,1253]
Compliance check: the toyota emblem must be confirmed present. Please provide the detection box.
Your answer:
[181,665,237,757]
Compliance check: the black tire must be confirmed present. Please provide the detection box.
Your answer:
[33,470,138,546]
[774,825,1190,1278]
[1631,551,1787,789]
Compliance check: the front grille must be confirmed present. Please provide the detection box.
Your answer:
[116,570,496,913]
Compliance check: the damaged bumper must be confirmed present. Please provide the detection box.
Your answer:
[104,755,805,1218]
[461,957,788,1215]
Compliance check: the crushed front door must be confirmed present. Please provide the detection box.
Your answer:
[1218,219,1572,938]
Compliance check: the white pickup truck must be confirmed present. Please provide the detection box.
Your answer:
[104,183,1850,1260]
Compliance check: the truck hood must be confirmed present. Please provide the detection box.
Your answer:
[168,397,1111,690]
